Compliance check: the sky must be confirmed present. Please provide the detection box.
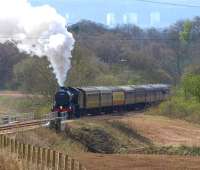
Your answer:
[30,0,200,28]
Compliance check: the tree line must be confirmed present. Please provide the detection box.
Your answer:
[1,17,200,97]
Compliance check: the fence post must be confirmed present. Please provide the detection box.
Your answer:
[46,148,49,168]
[52,150,56,169]
[64,155,68,170]
[3,135,6,147]
[14,140,18,154]
[11,139,14,153]
[18,143,23,159]
[37,147,41,168]
[41,148,46,170]
[78,162,83,170]
[9,138,12,153]
[16,142,19,158]
[0,136,86,170]
[22,143,26,159]
[0,134,3,149]
[27,144,31,162]
[6,136,10,148]
[32,146,37,164]
[42,148,46,163]
[58,152,63,170]
[47,149,51,168]
[71,159,75,170]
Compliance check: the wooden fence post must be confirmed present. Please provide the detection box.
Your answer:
[64,155,68,170]
[0,136,86,170]
[0,135,2,149]
[6,136,10,148]
[47,149,51,168]
[17,142,20,159]
[78,163,83,170]
[3,135,6,147]
[11,139,14,153]
[18,143,23,159]
[32,146,37,164]
[58,152,63,170]
[27,144,31,162]
[14,140,18,154]
[71,159,75,170]
[52,150,56,169]
[42,148,46,163]
[23,143,26,159]
[41,148,46,170]
[8,138,11,153]
[37,147,41,167]
[16,142,20,159]
[5,136,8,147]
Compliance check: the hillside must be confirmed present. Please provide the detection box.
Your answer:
[1,18,200,96]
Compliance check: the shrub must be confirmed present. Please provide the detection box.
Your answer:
[158,93,200,123]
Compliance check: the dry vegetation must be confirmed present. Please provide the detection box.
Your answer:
[0,91,49,115]
[0,151,48,170]
[14,128,86,155]
[10,113,200,170]
[0,152,22,170]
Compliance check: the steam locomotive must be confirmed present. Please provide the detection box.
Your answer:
[52,84,170,119]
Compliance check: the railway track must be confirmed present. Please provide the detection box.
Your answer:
[0,119,49,134]
[0,110,145,134]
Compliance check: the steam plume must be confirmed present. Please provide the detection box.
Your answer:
[0,0,75,86]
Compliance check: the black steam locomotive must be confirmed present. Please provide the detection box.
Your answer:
[52,84,170,119]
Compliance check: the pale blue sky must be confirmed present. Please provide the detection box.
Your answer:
[30,0,200,27]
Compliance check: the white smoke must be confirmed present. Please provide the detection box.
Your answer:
[0,0,75,86]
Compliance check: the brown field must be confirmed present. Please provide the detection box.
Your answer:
[76,153,200,170]
[81,113,200,146]
[119,114,200,146]
[74,113,200,170]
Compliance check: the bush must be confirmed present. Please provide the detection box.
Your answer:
[182,74,200,102]
[158,94,200,123]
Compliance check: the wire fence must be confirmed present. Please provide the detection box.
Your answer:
[0,134,86,170]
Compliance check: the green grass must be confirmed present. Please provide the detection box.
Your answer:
[0,95,51,116]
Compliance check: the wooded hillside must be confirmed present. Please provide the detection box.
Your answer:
[1,17,200,95]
